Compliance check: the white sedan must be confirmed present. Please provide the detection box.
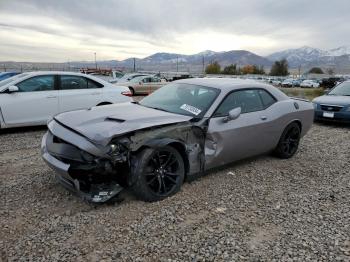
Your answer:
[0,71,131,128]
[300,80,320,88]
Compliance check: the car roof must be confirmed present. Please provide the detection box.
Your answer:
[175,77,289,101]
[176,77,271,90]
[16,71,89,76]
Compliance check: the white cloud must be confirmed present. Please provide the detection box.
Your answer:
[0,0,349,61]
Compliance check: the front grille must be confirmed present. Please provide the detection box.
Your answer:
[320,104,343,112]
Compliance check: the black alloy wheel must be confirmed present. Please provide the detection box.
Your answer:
[275,122,301,159]
[132,146,185,201]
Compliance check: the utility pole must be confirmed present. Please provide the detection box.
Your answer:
[176,56,179,73]
[94,52,97,69]
[133,58,136,72]
[298,65,301,78]
[202,56,205,74]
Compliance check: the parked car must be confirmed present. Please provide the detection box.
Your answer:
[0,71,131,128]
[300,80,320,88]
[112,73,150,84]
[0,72,20,81]
[116,75,167,95]
[282,79,294,87]
[272,79,282,86]
[313,80,350,122]
[41,78,314,203]
[321,77,345,89]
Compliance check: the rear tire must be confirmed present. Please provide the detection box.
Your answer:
[274,122,301,159]
[131,146,185,202]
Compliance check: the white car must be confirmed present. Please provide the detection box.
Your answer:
[0,71,131,128]
[300,80,320,88]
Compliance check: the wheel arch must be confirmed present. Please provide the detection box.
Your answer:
[134,138,190,175]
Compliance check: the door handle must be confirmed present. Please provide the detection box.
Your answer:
[260,116,267,121]
[46,95,57,98]
[90,92,101,95]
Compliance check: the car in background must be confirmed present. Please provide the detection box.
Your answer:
[313,80,350,122]
[0,72,20,81]
[41,78,314,202]
[300,80,320,88]
[116,75,167,95]
[112,73,150,84]
[321,77,345,89]
[272,79,283,86]
[0,71,131,128]
[282,79,294,87]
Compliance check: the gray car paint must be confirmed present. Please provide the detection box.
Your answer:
[54,102,193,146]
[42,78,314,202]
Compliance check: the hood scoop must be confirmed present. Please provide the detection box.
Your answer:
[105,117,125,123]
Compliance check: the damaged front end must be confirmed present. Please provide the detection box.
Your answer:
[42,117,206,203]
[42,120,130,203]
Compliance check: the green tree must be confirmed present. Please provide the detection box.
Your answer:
[205,61,221,74]
[270,59,289,76]
[309,67,324,74]
[222,64,237,75]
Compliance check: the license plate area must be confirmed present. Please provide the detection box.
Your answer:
[323,112,334,118]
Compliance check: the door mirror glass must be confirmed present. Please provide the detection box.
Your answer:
[8,86,19,92]
[223,107,241,123]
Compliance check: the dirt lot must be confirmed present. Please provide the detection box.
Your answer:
[1,123,350,261]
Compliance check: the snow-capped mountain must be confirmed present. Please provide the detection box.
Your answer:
[267,46,350,68]
[327,46,350,56]
[267,46,328,67]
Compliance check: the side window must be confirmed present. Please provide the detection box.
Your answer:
[214,89,264,117]
[258,89,276,108]
[60,76,87,90]
[87,79,103,89]
[17,75,55,92]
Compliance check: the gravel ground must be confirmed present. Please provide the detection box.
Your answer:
[1,123,350,261]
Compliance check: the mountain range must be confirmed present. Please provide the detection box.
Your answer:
[78,46,350,73]
[2,46,350,74]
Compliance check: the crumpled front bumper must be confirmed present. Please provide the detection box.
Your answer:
[41,121,123,203]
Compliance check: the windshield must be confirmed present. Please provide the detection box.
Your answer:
[0,73,28,88]
[328,82,350,96]
[130,76,145,83]
[139,83,220,117]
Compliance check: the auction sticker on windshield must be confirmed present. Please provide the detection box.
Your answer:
[180,104,202,115]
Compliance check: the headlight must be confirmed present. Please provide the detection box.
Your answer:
[346,106,350,112]
[312,102,318,110]
[109,144,121,155]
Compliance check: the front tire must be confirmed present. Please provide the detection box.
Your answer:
[274,122,301,159]
[131,146,185,202]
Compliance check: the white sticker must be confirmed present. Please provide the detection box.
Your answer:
[180,104,202,116]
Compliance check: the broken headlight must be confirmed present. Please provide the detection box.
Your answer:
[108,143,128,163]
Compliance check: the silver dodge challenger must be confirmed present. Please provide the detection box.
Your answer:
[41,78,314,202]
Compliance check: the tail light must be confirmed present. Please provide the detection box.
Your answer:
[121,91,132,97]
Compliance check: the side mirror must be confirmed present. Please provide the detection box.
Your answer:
[223,107,241,123]
[8,86,19,93]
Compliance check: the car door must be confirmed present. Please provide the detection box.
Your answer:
[58,75,103,113]
[0,74,58,127]
[205,89,277,169]
[139,77,153,94]
[149,77,163,93]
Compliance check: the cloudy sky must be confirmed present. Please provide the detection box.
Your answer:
[0,0,349,62]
